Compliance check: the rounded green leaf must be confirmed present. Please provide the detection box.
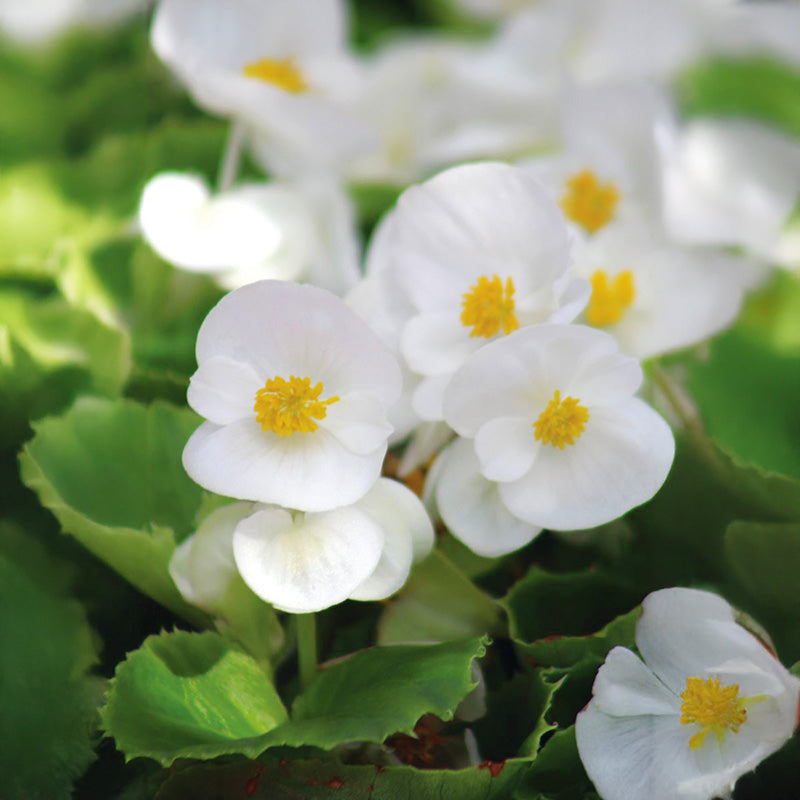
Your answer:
[19,397,207,622]
[101,631,287,766]
[255,637,490,752]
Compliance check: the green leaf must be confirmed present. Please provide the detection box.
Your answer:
[0,286,130,447]
[378,549,504,644]
[153,755,531,800]
[678,57,800,138]
[725,521,800,661]
[515,727,598,800]
[101,631,288,766]
[737,271,800,356]
[515,608,641,671]
[58,237,222,381]
[0,523,103,800]
[504,567,640,648]
[685,330,800,481]
[726,521,800,615]
[254,637,489,752]
[473,670,560,761]
[19,396,207,623]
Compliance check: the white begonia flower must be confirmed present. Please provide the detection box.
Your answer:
[659,117,800,271]
[381,162,588,422]
[139,173,360,295]
[182,280,402,512]
[570,223,745,360]
[576,587,800,800]
[520,83,673,240]
[443,324,675,534]
[151,0,370,170]
[0,0,148,44]
[232,478,435,614]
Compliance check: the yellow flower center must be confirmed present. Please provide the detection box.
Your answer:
[533,390,589,449]
[460,275,520,339]
[586,270,635,327]
[242,57,308,93]
[560,170,620,233]
[680,676,759,750]
[254,376,339,437]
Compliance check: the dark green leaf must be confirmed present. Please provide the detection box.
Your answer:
[0,523,103,800]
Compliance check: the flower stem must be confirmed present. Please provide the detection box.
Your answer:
[217,119,245,193]
[296,612,318,690]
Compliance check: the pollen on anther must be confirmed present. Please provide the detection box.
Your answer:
[533,390,589,449]
[254,375,339,437]
[242,57,308,93]
[560,170,619,234]
[460,274,519,339]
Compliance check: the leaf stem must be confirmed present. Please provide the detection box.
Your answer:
[217,119,245,193]
[296,612,318,690]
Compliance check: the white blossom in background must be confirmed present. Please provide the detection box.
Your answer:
[232,478,434,613]
[570,223,745,360]
[182,280,402,512]
[139,172,361,295]
[0,0,149,44]
[577,588,800,800]
[437,324,674,550]
[151,0,371,172]
[346,35,553,185]
[659,117,800,272]
[520,83,673,238]
[373,162,587,422]
[489,0,705,90]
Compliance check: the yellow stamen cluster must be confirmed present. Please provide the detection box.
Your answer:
[460,275,519,339]
[680,676,748,750]
[242,57,308,93]
[560,170,620,233]
[254,376,339,437]
[533,390,589,449]
[586,270,635,327]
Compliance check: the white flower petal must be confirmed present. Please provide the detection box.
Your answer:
[577,704,727,800]
[411,374,452,422]
[390,162,571,313]
[232,505,383,613]
[320,392,394,455]
[397,421,453,477]
[435,438,542,557]
[195,281,402,407]
[187,356,263,425]
[139,173,284,273]
[474,416,539,482]
[401,312,480,377]
[637,588,800,698]
[592,647,679,718]
[182,419,386,511]
[499,398,674,530]
[348,478,434,601]
[170,501,259,611]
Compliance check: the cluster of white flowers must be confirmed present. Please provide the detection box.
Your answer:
[173,279,434,614]
[87,0,800,793]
